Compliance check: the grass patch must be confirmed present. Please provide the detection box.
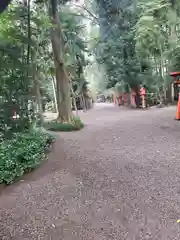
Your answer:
[44,116,84,132]
[0,131,55,184]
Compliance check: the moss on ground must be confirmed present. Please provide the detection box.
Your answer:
[44,116,84,132]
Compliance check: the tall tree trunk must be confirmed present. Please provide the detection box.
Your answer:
[27,0,31,66]
[35,71,44,124]
[22,0,31,123]
[32,49,44,125]
[131,85,140,108]
[35,84,44,124]
[70,82,78,116]
[49,0,72,123]
[81,93,86,112]
[159,44,166,101]
[51,76,58,113]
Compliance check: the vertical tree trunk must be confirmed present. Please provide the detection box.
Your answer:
[49,0,72,123]
[35,72,44,124]
[23,0,31,123]
[31,43,44,125]
[159,44,167,101]
[27,0,31,66]
[81,93,86,112]
[35,84,44,124]
[70,83,78,116]
[51,76,58,113]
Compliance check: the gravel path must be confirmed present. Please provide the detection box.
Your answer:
[1,104,180,239]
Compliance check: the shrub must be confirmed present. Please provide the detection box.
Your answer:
[44,116,84,132]
[0,131,55,184]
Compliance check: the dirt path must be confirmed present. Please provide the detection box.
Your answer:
[1,104,180,239]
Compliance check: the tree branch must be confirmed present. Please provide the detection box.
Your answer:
[71,3,100,24]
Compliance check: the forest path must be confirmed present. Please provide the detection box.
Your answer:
[1,104,180,239]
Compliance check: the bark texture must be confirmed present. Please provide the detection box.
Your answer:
[49,0,72,122]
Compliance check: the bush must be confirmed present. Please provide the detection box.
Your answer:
[44,116,84,132]
[0,131,55,184]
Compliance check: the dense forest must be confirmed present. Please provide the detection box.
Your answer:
[93,0,180,104]
[0,0,180,183]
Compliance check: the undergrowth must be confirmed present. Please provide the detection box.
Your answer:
[0,131,55,184]
[44,116,84,132]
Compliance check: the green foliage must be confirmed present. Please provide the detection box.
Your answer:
[59,6,89,95]
[0,131,55,184]
[0,5,33,137]
[0,1,88,135]
[0,0,90,184]
[0,1,54,135]
[93,0,142,91]
[169,45,180,71]
[91,0,180,101]
[134,0,180,99]
[44,116,84,131]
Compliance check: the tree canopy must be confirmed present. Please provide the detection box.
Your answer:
[0,0,180,133]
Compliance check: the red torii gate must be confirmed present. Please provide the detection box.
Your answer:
[170,72,180,120]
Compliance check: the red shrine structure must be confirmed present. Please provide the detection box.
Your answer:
[170,72,180,120]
